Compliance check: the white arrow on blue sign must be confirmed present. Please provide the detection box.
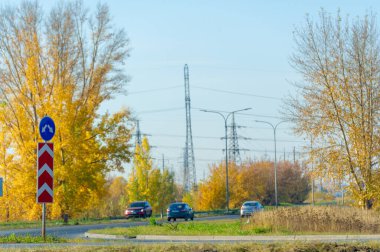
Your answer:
[39,116,55,141]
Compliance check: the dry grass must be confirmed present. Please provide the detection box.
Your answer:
[248,206,380,234]
[2,243,380,252]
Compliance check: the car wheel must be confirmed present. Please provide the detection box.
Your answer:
[167,217,171,221]
[185,218,188,221]
[191,216,193,221]
[174,218,176,222]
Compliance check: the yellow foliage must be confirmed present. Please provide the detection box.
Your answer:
[0,1,132,220]
[127,137,176,213]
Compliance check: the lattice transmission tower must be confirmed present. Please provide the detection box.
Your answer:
[228,113,250,165]
[135,120,142,146]
[183,64,196,192]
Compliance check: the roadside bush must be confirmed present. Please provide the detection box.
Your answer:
[249,206,380,233]
[149,217,161,226]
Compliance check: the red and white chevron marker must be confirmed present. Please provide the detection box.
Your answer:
[37,143,53,203]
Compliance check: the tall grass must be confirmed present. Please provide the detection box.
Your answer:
[248,206,380,233]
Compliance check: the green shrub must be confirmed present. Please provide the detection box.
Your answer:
[149,217,157,226]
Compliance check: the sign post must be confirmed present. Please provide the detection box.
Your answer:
[38,116,55,239]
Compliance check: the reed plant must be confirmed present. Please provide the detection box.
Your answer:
[248,206,380,233]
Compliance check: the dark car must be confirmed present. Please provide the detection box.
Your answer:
[124,201,152,218]
[167,202,194,221]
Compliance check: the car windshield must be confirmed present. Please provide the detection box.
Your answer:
[170,204,186,209]
[244,202,259,207]
[130,202,145,208]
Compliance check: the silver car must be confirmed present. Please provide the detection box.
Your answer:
[240,201,263,217]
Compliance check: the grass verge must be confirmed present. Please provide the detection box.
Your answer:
[2,242,380,252]
[0,233,65,243]
[0,217,147,230]
[88,219,272,236]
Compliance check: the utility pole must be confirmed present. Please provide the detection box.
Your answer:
[201,108,252,212]
[136,120,142,146]
[162,154,165,173]
[311,136,315,206]
[255,120,287,207]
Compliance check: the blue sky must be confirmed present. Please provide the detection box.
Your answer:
[99,0,380,182]
[11,0,380,183]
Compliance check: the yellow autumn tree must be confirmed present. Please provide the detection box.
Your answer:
[127,137,177,213]
[0,1,132,220]
[128,138,152,202]
[103,176,128,217]
[196,162,237,210]
[286,10,380,209]
[196,160,310,210]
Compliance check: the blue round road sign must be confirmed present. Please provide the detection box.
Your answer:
[39,116,55,141]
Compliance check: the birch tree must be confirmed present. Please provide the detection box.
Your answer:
[287,10,380,209]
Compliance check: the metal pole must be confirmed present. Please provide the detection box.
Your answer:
[200,108,252,213]
[42,139,47,240]
[224,119,229,212]
[255,120,287,208]
[42,203,46,239]
[311,136,314,206]
[274,126,278,207]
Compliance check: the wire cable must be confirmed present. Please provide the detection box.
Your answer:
[192,85,282,100]
[128,85,182,95]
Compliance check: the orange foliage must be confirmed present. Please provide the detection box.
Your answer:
[195,160,310,210]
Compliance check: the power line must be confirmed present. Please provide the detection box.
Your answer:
[193,107,282,119]
[251,138,307,143]
[137,107,184,114]
[149,133,220,139]
[148,133,304,143]
[126,83,283,101]
[155,145,307,154]
[192,85,282,100]
[134,106,283,119]
[128,85,182,95]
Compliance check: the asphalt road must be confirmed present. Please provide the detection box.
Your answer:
[0,215,240,238]
[1,215,380,249]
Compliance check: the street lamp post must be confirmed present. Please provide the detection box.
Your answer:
[255,120,287,207]
[201,108,251,212]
